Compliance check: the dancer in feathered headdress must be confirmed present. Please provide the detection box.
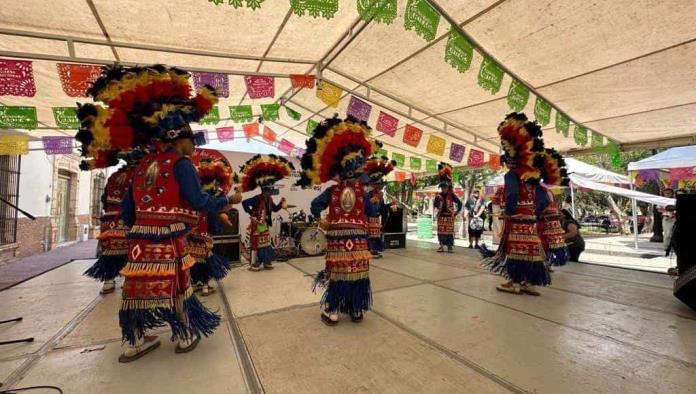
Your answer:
[298,115,380,325]
[77,64,243,362]
[537,148,571,269]
[364,156,397,258]
[238,154,293,271]
[83,149,145,295]
[188,149,236,296]
[482,112,550,296]
[434,163,462,253]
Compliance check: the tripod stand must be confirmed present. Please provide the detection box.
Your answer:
[0,317,35,346]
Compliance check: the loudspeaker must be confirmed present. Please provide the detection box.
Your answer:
[384,207,404,233]
[673,193,696,311]
[213,235,240,264]
[384,233,406,249]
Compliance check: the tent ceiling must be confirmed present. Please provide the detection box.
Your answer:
[1,0,695,162]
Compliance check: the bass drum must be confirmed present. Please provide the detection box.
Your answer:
[469,217,484,231]
[300,227,327,256]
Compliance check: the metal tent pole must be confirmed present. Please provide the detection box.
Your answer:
[570,183,576,218]
[630,181,639,250]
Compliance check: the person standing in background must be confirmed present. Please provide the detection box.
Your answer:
[660,188,676,253]
[434,164,462,253]
[464,189,485,249]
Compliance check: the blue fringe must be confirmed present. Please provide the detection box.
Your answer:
[438,234,454,246]
[312,269,329,292]
[207,254,232,280]
[84,254,127,281]
[547,246,570,267]
[321,278,372,315]
[256,245,275,265]
[191,254,232,284]
[312,268,372,314]
[119,295,221,345]
[479,243,497,258]
[482,246,551,286]
[505,259,552,286]
[367,237,384,252]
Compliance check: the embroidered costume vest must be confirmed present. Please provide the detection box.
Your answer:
[130,152,200,239]
[103,166,132,219]
[328,179,366,227]
[436,193,455,217]
[249,194,272,249]
[514,183,537,218]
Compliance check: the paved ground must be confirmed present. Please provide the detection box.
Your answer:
[409,229,675,273]
[1,241,695,393]
[0,240,98,291]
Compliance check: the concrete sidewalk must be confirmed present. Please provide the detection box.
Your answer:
[0,240,97,291]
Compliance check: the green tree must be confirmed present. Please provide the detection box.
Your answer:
[572,148,662,233]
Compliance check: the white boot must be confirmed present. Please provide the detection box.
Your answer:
[100,280,116,294]
[175,333,201,353]
[119,335,160,363]
[321,309,339,326]
[201,282,216,296]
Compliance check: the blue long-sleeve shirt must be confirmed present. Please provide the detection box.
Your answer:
[503,170,549,217]
[365,191,383,217]
[310,188,332,218]
[121,155,228,227]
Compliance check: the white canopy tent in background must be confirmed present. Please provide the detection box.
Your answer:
[625,145,696,248]
[485,157,675,248]
[1,0,696,162]
[627,145,696,171]
[486,157,630,188]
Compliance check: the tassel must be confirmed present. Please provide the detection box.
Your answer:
[84,254,128,281]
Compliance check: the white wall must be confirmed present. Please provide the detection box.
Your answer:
[217,150,327,234]
[78,170,92,216]
[18,141,53,218]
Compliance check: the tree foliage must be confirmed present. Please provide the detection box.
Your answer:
[570,149,662,229]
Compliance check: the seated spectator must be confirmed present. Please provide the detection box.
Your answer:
[561,209,585,262]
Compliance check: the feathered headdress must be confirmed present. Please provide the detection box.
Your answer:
[236,154,294,192]
[537,148,570,187]
[78,150,119,171]
[438,162,453,187]
[296,115,379,187]
[497,112,544,184]
[75,64,218,168]
[364,155,396,184]
[191,149,234,196]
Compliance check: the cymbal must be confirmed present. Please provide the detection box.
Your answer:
[284,204,298,209]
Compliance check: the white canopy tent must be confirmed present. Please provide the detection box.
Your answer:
[627,145,696,171]
[565,158,630,185]
[569,174,674,207]
[485,157,630,188]
[484,157,674,249]
[1,0,696,162]
[625,145,696,249]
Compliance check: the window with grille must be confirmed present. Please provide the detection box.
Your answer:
[0,155,21,246]
[91,172,106,226]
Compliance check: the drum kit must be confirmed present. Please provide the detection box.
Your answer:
[274,205,327,260]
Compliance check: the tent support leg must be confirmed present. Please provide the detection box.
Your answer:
[630,182,639,250]
[570,183,576,218]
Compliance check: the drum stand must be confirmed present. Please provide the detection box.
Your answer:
[0,317,35,346]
